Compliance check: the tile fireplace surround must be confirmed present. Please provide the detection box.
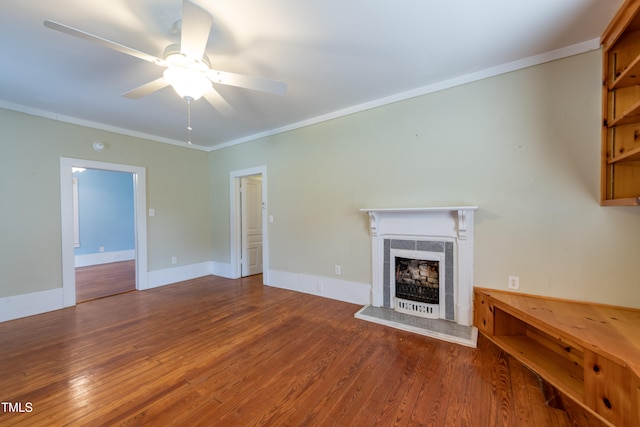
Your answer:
[360,206,478,328]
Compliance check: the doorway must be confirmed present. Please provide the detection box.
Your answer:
[73,168,136,302]
[230,166,268,282]
[240,175,263,277]
[60,157,148,308]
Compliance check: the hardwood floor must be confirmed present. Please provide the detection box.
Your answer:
[75,260,136,302]
[0,275,576,426]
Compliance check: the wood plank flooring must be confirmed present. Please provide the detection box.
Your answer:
[0,275,575,426]
[75,260,136,302]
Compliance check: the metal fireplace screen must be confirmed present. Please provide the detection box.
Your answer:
[395,257,439,304]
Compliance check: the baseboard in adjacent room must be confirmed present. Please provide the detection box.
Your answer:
[75,249,136,267]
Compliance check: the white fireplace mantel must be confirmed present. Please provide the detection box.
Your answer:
[360,206,477,240]
[360,206,478,326]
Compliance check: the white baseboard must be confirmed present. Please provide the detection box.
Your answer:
[0,288,64,323]
[0,265,372,323]
[211,261,234,278]
[144,261,214,290]
[75,249,136,267]
[267,270,372,305]
[0,261,216,323]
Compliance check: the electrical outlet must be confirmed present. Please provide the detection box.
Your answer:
[171,256,178,265]
[334,265,341,275]
[99,246,105,253]
[508,276,520,290]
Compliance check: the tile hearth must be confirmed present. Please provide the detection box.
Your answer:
[355,305,478,347]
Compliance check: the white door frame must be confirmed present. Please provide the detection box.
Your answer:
[230,166,268,283]
[60,157,148,307]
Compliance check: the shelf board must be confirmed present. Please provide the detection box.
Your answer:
[607,145,640,163]
[602,197,640,206]
[609,98,640,126]
[491,334,585,403]
[611,54,640,90]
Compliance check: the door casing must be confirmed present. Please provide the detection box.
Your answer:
[60,157,148,307]
[230,166,268,283]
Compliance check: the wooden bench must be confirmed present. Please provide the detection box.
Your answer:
[474,288,640,426]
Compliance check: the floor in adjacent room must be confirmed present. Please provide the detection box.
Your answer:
[75,260,136,302]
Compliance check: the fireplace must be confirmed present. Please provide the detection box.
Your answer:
[360,206,477,327]
[392,249,445,319]
[395,258,440,305]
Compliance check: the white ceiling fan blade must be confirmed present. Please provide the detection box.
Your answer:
[122,78,170,99]
[180,0,213,60]
[207,69,287,95]
[44,20,165,66]
[203,89,236,117]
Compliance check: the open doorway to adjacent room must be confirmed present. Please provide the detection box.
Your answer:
[72,168,136,302]
[60,157,148,308]
[239,174,263,277]
[230,166,268,283]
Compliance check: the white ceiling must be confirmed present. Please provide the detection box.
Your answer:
[0,0,624,150]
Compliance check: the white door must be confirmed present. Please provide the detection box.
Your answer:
[241,175,263,276]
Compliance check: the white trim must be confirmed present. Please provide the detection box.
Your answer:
[1,261,221,323]
[72,177,80,247]
[267,269,371,305]
[211,261,234,278]
[209,39,600,151]
[0,39,599,153]
[0,267,370,323]
[60,157,148,306]
[0,288,64,323]
[0,100,206,151]
[229,166,269,284]
[74,249,136,267]
[145,262,213,290]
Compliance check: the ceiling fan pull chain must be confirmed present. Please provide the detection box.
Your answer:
[186,96,193,145]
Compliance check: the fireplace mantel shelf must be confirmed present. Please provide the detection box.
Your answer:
[360,206,478,241]
[360,206,478,214]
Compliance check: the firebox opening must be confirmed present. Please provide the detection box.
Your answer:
[395,257,439,305]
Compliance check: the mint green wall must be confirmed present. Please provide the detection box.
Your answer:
[2,49,639,308]
[209,50,640,308]
[0,110,213,298]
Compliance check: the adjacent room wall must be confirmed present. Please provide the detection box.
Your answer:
[0,110,214,299]
[209,50,640,308]
[74,168,135,263]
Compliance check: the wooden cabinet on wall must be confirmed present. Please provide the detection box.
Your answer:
[602,0,640,205]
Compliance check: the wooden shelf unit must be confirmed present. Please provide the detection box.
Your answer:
[474,288,640,427]
[602,0,640,205]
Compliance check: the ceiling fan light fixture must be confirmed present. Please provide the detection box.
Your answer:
[163,66,211,101]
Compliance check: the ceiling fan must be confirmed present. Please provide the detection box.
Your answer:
[44,0,287,142]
